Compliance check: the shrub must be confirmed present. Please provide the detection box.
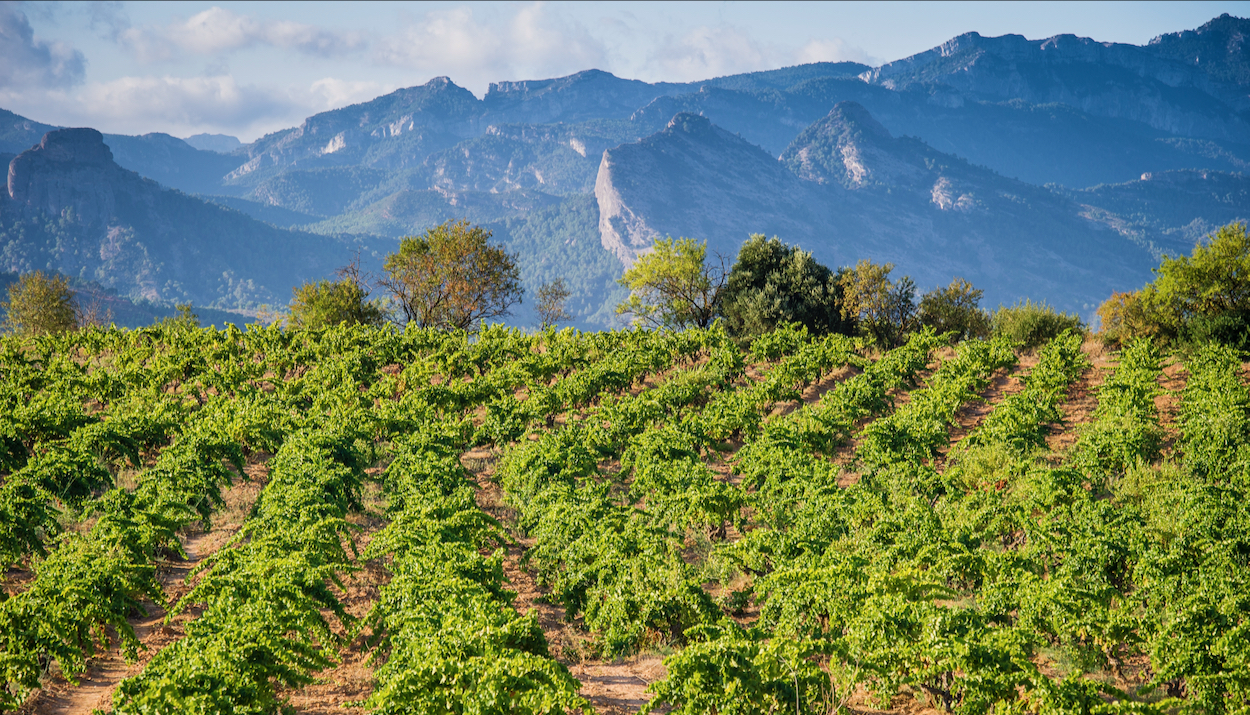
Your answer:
[160,303,200,330]
[535,278,574,329]
[991,300,1083,349]
[291,258,387,330]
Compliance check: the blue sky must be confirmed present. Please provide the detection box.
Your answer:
[3,1,1247,142]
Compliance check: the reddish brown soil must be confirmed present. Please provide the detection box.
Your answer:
[278,481,390,714]
[464,448,670,715]
[1045,344,1116,457]
[1156,359,1187,455]
[21,455,273,715]
[936,356,1036,470]
[835,357,939,487]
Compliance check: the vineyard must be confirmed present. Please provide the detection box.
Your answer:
[1,321,1248,715]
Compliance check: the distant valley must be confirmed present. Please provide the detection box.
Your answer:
[1,13,1247,327]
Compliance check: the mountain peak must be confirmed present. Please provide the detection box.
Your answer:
[780,102,909,188]
[824,102,892,139]
[1147,13,1250,85]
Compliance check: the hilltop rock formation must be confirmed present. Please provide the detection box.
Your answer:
[7,128,123,226]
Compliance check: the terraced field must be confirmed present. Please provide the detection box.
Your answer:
[2,323,1247,714]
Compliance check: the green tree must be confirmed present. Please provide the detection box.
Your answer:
[379,220,522,330]
[616,237,727,329]
[1096,222,1250,348]
[160,302,201,330]
[1141,222,1250,347]
[1,271,78,336]
[918,278,990,342]
[839,259,917,348]
[290,258,386,330]
[721,234,853,339]
[535,278,574,329]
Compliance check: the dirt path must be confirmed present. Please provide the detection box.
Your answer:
[936,356,1036,470]
[1156,358,1187,455]
[464,448,667,715]
[1045,343,1115,458]
[20,456,272,715]
[280,481,390,715]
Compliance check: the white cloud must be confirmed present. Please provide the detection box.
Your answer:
[0,73,394,141]
[117,6,366,63]
[649,25,781,82]
[305,77,389,112]
[76,75,292,128]
[375,3,608,94]
[796,38,878,67]
[0,2,85,88]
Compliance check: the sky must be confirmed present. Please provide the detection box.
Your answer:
[3,1,1247,143]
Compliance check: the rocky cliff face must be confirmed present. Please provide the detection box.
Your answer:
[594,113,834,266]
[7,128,129,226]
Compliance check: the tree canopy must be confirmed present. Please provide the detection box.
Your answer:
[616,237,727,330]
[290,258,386,330]
[839,260,917,348]
[1,271,78,336]
[1098,222,1250,348]
[380,220,523,331]
[918,278,990,342]
[721,234,853,338]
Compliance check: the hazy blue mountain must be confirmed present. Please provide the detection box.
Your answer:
[597,106,1157,314]
[183,133,244,153]
[101,133,245,195]
[862,26,1250,142]
[0,109,56,154]
[226,77,484,189]
[0,128,371,309]
[223,63,876,196]
[1065,170,1250,259]
[1145,14,1250,87]
[0,14,1244,328]
[197,194,322,228]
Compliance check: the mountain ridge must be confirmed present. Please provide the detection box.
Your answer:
[0,13,1244,326]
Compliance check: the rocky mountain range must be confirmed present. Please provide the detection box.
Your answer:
[1,13,1247,326]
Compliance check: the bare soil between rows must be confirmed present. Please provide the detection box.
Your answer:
[20,455,273,715]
